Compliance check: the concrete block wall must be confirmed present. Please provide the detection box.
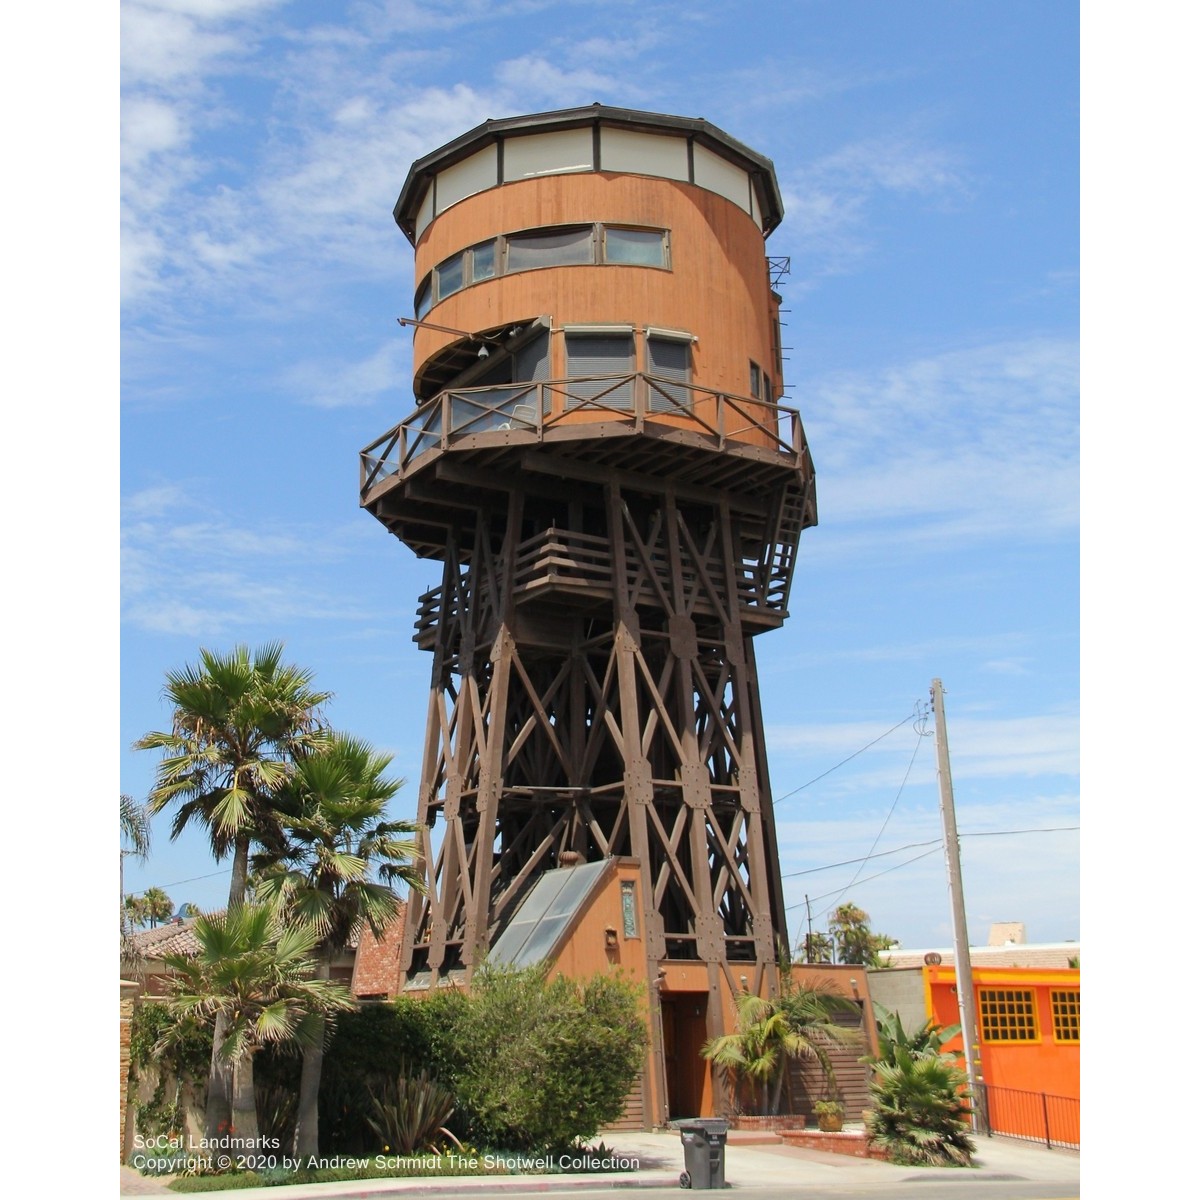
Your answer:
[120,980,141,1161]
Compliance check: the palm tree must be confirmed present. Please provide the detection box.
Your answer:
[124,894,150,930]
[162,905,355,1143]
[253,732,423,1157]
[703,961,861,1117]
[866,1044,975,1165]
[135,642,331,1138]
[124,889,176,928]
[142,886,176,927]
[121,794,152,970]
[776,980,861,1111]
[703,990,803,1115]
[867,1008,961,1067]
[121,793,152,859]
[829,902,895,966]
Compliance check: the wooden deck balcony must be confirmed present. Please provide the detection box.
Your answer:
[413,523,789,648]
[360,373,809,502]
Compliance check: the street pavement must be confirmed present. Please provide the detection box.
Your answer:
[119,1128,1080,1198]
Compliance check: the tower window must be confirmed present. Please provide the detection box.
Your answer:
[604,226,668,267]
[415,276,432,320]
[749,360,763,400]
[414,224,670,316]
[507,226,593,272]
[471,239,497,282]
[565,330,635,409]
[435,253,464,300]
[646,332,692,411]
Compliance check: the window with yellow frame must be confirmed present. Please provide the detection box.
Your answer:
[1050,989,1080,1043]
[978,987,1040,1043]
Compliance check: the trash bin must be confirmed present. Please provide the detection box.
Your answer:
[677,1118,728,1189]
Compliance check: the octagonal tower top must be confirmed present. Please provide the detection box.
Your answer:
[394,103,785,246]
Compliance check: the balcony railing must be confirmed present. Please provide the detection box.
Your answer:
[361,374,806,498]
[413,524,786,644]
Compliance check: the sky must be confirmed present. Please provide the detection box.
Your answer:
[114,0,1081,952]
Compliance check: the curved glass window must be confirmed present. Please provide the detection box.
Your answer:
[415,276,433,320]
[506,226,593,272]
[414,224,669,316]
[605,226,667,267]
[435,254,464,300]
[472,240,496,282]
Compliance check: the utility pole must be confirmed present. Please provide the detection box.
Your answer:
[930,678,988,1134]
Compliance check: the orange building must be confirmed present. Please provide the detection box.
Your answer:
[924,964,1079,1146]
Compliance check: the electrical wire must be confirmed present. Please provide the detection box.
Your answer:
[772,706,920,805]
[125,867,229,897]
[781,838,942,878]
[784,846,944,911]
[824,714,931,910]
[780,826,1079,881]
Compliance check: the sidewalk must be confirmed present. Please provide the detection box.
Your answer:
[121,1128,1080,1197]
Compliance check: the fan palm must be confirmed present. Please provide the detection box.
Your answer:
[121,794,152,970]
[135,642,331,1137]
[253,732,422,1157]
[162,905,355,1144]
[866,1044,975,1165]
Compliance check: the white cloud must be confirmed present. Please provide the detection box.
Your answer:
[818,137,969,199]
[774,131,971,281]
[121,0,283,86]
[493,54,640,105]
[800,337,1079,545]
[121,486,382,637]
[284,341,412,409]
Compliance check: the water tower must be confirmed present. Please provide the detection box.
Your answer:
[360,105,816,1117]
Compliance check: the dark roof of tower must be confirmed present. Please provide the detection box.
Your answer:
[394,103,785,242]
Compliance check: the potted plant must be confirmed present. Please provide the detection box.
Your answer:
[813,1099,845,1132]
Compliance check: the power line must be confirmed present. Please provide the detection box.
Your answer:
[125,867,229,897]
[825,718,931,910]
[965,826,1079,838]
[781,838,942,878]
[781,825,1081,881]
[772,705,922,805]
[785,846,943,911]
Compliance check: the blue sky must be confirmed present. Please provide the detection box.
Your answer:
[116,0,1080,951]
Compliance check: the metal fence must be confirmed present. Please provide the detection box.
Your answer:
[979,1084,1079,1150]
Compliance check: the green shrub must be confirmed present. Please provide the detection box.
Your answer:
[317,995,469,1153]
[866,1046,975,1166]
[450,966,647,1151]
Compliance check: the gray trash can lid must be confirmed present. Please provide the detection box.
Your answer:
[675,1118,729,1134]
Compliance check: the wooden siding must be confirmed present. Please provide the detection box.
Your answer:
[787,1010,873,1120]
[606,1072,647,1132]
[411,173,779,414]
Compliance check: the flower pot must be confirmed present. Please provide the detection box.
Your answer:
[816,1114,844,1132]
